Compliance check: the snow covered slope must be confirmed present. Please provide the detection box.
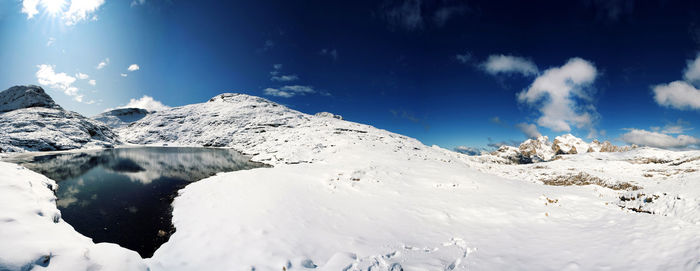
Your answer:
[0,161,147,271]
[0,85,119,153]
[115,93,700,270]
[92,108,152,129]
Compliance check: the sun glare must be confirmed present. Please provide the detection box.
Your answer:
[41,0,67,16]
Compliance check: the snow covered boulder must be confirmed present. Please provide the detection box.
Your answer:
[0,85,119,152]
[93,108,152,129]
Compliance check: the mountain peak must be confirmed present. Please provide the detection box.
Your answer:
[0,85,62,112]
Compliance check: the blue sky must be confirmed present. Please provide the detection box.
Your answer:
[1,0,699,150]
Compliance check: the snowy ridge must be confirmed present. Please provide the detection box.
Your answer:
[119,93,427,166]
[1,90,700,270]
[92,108,152,129]
[489,134,635,164]
[0,86,119,153]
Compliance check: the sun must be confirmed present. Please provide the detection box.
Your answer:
[41,0,67,16]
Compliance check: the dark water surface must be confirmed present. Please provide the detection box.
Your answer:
[3,147,267,258]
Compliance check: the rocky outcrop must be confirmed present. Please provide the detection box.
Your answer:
[518,136,555,162]
[0,85,119,152]
[0,85,61,112]
[489,134,635,164]
[552,134,589,155]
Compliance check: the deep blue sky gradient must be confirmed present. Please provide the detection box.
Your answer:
[1,0,699,149]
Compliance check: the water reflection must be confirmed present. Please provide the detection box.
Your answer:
[3,147,267,258]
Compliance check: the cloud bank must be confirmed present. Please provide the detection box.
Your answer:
[620,129,699,149]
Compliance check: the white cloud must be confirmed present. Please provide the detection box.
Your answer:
[517,58,598,132]
[683,53,700,85]
[651,119,692,134]
[127,64,140,72]
[455,53,471,64]
[319,49,338,61]
[652,81,700,110]
[281,85,315,94]
[22,0,105,25]
[21,0,40,19]
[63,0,105,25]
[263,88,293,98]
[271,74,299,82]
[120,73,128,77]
[481,54,539,76]
[88,79,96,86]
[46,37,55,47]
[620,129,699,149]
[76,72,89,80]
[264,85,316,98]
[36,64,76,93]
[116,95,170,111]
[269,64,299,82]
[35,64,91,103]
[515,123,541,139]
[130,0,146,7]
[96,58,109,69]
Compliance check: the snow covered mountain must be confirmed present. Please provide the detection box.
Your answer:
[2,89,699,270]
[0,85,119,152]
[92,108,152,129]
[119,93,405,165]
[490,134,635,164]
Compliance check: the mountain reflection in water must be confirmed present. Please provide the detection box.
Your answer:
[4,147,267,258]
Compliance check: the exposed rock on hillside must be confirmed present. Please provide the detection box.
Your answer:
[489,134,634,164]
[0,85,61,112]
[0,85,119,152]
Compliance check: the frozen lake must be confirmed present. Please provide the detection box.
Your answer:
[3,147,267,257]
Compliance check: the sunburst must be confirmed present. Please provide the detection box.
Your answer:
[41,0,67,17]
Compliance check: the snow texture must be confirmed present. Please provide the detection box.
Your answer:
[0,86,119,153]
[0,161,147,271]
[116,93,700,270]
[0,85,61,113]
[1,91,699,270]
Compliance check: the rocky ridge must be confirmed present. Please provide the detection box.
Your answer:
[0,85,119,152]
[490,134,636,164]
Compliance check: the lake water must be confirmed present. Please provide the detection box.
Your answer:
[3,147,267,258]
